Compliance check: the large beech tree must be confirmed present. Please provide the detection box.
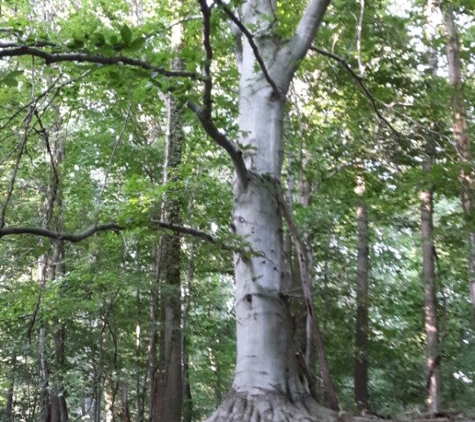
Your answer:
[197,0,339,420]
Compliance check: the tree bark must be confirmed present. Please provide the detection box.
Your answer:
[354,176,370,414]
[442,5,475,312]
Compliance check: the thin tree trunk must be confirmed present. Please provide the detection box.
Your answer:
[442,5,475,312]
[120,381,132,422]
[148,242,161,420]
[151,48,185,422]
[135,268,145,422]
[153,91,184,422]
[39,323,51,422]
[290,89,337,408]
[182,240,195,422]
[50,240,69,422]
[420,144,440,413]
[354,176,370,414]
[4,353,16,422]
[38,130,65,422]
[421,1,440,412]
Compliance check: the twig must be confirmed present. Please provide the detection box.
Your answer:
[310,46,399,136]
[0,106,35,228]
[33,110,60,194]
[0,70,89,133]
[95,102,133,221]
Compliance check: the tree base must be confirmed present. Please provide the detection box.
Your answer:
[204,389,349,422]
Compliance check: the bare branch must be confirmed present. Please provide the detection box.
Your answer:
[150,220,215,243]
[187,102,249,188]
[0,223,123,243]
[310,46,400,136]
[215,0,281,96]
[0,45,198,79]
[0,219,220,247]
[189,0,249,188]
[196,0,213,115]
[0,106,35,228]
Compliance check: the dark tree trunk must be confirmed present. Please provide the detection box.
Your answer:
[420,143,440,413]
[421,1,441,411]
[151,57,185,422]
[442,5,475,313]
[121,381,132,422]
[182,241,195,422]
[354,180,370,414]
[4,354,16,422]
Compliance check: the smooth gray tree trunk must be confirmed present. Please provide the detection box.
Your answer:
[203,1,346,420]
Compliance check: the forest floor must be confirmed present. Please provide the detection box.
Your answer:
[376,410,475,422]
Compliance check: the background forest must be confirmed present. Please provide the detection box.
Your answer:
[0,0,474,421]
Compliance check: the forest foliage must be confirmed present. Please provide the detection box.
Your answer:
[0,0,474,420]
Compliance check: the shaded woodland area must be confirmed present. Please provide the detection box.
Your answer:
[0,0,474,421]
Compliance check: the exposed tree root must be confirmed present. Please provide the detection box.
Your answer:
[203,389,350,422]
[203,389,475,422]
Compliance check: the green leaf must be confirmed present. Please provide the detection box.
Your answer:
[120,24,132,47]
[91,32,106,47]
[125,36,146,52]
[0,70,24,87]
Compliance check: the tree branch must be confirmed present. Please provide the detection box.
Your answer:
[310,46,400,136]
[0,45,198,79]
[0,220,224,247]
[150,220,215,243]
[0,223,123,243]
[215,0,280,96]
[281,0,331,74]
[189,0,249,188]
[0,106,34,228]
[187,102,249,188]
